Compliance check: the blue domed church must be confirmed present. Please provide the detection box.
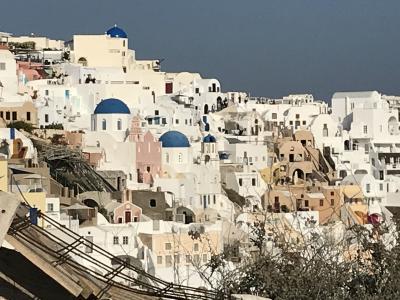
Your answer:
[159,131,192,173]
[91,98,131,142]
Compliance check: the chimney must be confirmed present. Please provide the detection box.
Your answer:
[63,187,69,198]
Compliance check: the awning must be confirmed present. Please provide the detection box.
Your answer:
[9,168,34,175]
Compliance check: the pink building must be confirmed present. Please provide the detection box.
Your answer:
[113,201,142,223]
[129,116,162,185]
[17,61,43,81]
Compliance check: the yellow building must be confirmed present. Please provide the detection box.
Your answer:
[22,191,46,227]
[0,158,8,192]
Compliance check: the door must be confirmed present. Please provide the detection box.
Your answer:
[165,82,173,94]
[125,211,132,223]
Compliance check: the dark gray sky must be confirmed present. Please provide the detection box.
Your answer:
[3,0,400,100]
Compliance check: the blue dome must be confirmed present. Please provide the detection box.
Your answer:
[94,98,131,114]
[159,131,190,148]
[106,25,128,38]
[203,134,216,143]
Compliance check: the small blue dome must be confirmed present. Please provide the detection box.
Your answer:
[203,134,216,143]
[94,98,130,114]
[159,131,190,148]
[106,25,128,38]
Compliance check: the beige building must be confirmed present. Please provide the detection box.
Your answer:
[265,183,343,224]
[0,101,38,125]
[72,33,129,68]
[139,229,222,268]
[8,36,64,50]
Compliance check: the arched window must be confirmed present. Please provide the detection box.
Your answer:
[166,153,169,163]
[149,199,157,207]
[178,153,183,163]
[322,124,328,137]
[117,119,122,130]
[77,57,88,67]
[102,119,107,130]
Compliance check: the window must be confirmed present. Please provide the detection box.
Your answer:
[272,113,277,119]
[289,121,293,125]
[65,90,70,99]
[186,255,191,263]
[194,243,199,252]
[0,62,5,70]
[123,236,128,245]
[320,199,324,207]
[45,90,49,96]
[162,117,167,125]
[304,200,309,207]
[157,256,163,264]
[238,178,243,186]
[149,199,157,207]
[380,183,383,191]
[175,119,179,124]
[252,178,256,186]
[123,40,126,47]
[44,114,49,123]
[47,203,54,212]
[155,110,159,116]
[113,236,119,245]
[366,184,371,193]
[178,153,183,163]
[166,255,172,267]
[203,254,208,262]
[195,88,199,94]
[174,254,180,264]
[331,199,334,206]
[213,195,216,204]
[117,119,122,130]
[26,112,31,121]
[194,254,200,264]
[0,112,3,118]
[102,119,106,130]
[363,125,368,134]
[165,243,172,250]
[5,112,10,120]
[322,124,328,137]
[12,111,17,121]
[122,51,125,57]
[302,121,306,125]
[165,153,169,163]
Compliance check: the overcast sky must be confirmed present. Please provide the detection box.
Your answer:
[2,0,400,100]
